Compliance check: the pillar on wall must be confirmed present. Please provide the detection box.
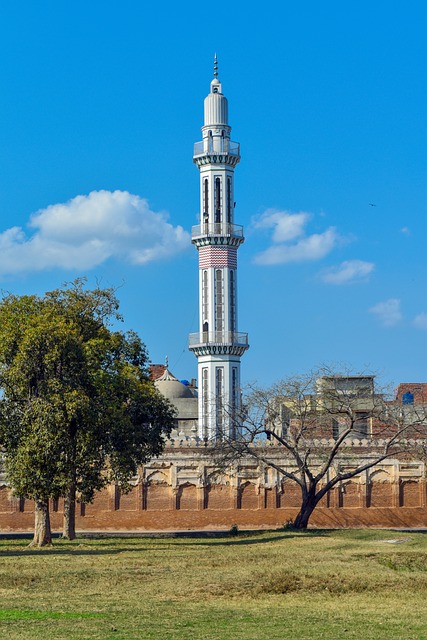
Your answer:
[197,485,205,511]
[422,478,427,507]
[172,486,179,511]
[141,481,147,511]
[110,484,119,511]
[361,471,368,508]
[392,481,400,508]
[136,482,143,511]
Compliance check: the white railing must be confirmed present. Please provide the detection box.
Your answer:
[193,140,240,157]
[189,331,248,347]
[191,223,244,238]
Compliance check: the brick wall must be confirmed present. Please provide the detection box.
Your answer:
[0,448,426,532]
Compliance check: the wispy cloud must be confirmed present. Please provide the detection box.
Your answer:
[0,190,190,277]
[369,298,402,327]
[320,259,375,285]
[252,209,340,266]
[413,313,427,330]
[400,226,411,236]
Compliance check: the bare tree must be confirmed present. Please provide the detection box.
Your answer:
[213,367,427,529]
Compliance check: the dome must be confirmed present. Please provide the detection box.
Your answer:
[154,368,194,400]
[204,87,228,126]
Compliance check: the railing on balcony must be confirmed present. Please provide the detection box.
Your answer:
[193,140,240,158]
[192,222,244,239]
[189,331,249,348]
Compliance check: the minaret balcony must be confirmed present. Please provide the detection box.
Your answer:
[191,222,244,244]
[193,140,240,168]
[193,140,240,158]
[189,331,249,357]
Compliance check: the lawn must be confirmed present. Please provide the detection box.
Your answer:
[0,529,426,639]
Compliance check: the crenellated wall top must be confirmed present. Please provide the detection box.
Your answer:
[164,436,426,450]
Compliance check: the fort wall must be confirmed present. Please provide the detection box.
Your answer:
[0,442,426,532]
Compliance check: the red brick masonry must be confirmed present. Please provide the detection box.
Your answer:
[1,446,426,531]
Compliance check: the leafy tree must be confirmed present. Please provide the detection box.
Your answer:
[214,368,427,529]
[0,280,175,546]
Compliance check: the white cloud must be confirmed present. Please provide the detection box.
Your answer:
[369,298,402,327]
[400,227,411,236]
[413,313,427,330]
[320,260,375,285]
[0,190,190,276]
[253,209,310,243]
[252,209,339,266]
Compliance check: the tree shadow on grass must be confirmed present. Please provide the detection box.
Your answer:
[0,546,160,557]
[161,529,334,548]
[0,528,335,555]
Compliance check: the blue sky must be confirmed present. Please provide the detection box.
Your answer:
[0,1,426,389]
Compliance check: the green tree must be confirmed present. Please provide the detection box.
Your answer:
[0,280,175,546]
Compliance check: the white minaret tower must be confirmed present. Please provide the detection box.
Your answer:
[189,56,249,440]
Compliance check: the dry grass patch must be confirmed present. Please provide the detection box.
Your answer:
[0,530,426,640]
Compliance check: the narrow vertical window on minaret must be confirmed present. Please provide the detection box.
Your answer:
[202,368,209,436]
[216,367,224,436]
[232,367,238,436]
[202,270,209,328]
[229,270,236,332]
[227,177,232,223]
[215,177,221,224]
[204,179,209,219]
[215,270,224,336]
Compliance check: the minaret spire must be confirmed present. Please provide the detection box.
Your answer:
[189,64,249,440]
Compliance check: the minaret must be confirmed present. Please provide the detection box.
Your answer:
[189,57,249,440]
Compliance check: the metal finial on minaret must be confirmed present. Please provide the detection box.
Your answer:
[213,53,218,78]
[165,356,169,368]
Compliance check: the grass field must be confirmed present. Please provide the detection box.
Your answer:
[0,528,426,639]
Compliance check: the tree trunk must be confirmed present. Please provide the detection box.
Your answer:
[62,482,76,540]
[292,489,319,530]
[63,420,77,540]
[31,498,52,547]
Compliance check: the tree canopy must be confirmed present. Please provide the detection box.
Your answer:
[0,279,176,545]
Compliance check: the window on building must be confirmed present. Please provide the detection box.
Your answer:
[215,177,221,223]
[353,412,369,438]
[232,367,238,407]
[202,368,209,436]
[216,367,224,436]
[281,405,290,437]
[332,419,339,441]
[231,367,238,439]
[227,177,232,223]
[402,392,414,405]
[203,179,209,219]
[333,377,374,397]
[229,270,236,332]
[215,270,224,335]
[202,270,208,326]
